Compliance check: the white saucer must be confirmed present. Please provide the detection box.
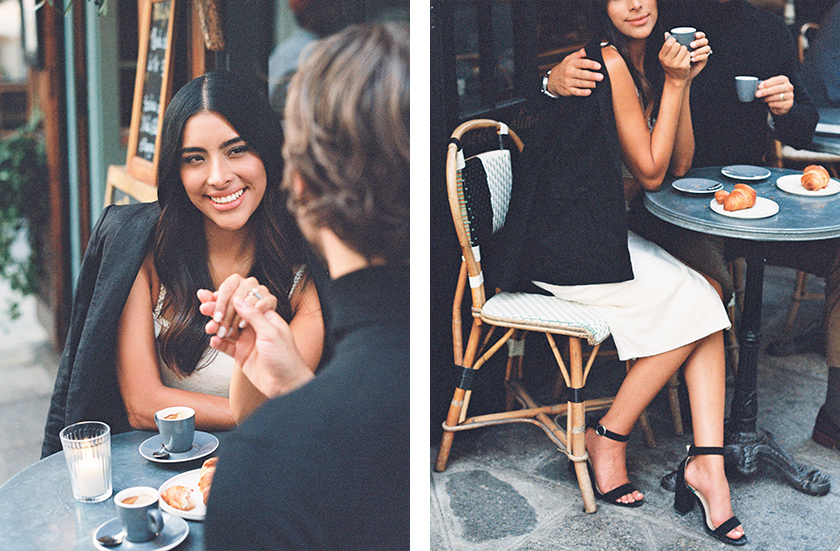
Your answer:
[709,197,779,219]
[92,514,188,551]
[139,431,218,464]
[672,177,723,194]
[721,165,772,181]
[158,468,206,521]
[775,174,840,196]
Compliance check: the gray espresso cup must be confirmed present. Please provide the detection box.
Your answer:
[154,406,196,453]
[735,76,759,102]
[115,487,165,543]
[670,27,696,49]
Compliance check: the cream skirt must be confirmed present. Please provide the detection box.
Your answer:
[534,232,730,361]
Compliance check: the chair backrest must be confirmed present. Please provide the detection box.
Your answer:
[798,22,820,64]
[446,119,524,308]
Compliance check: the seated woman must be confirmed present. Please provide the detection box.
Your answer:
[41,71,323,456]
[498,0,745,545]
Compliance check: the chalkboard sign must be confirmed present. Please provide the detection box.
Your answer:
[126,0,176,185]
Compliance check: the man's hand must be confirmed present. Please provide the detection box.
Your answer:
[755,75,794,116]
[546,48,603,97]
[211,297,314,399]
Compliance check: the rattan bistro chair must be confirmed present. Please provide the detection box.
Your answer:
[434,119,658,513]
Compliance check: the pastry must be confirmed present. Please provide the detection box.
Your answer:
[199,457,218,505]
[801,164,830,191]
[715,184,757,211]
[160,484,196,511]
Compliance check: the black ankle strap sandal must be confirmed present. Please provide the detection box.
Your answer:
[674,445,747,546]
[574,423,643,508]
[595,423,630,442]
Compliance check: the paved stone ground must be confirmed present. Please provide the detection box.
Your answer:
[0,281,60,486]
[431,266,840,551]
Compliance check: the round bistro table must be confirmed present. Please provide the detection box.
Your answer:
[645,165,835,497]
[0,430,225,551]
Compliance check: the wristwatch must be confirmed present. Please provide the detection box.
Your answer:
[541,70,559,99]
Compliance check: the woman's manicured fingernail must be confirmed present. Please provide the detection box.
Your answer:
[214,311,223,322]
[218,326,227,338]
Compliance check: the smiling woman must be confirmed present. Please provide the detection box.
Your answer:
[41,70,324,457]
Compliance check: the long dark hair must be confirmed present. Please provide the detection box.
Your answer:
[588,0,665,116]
[154,70,306,376]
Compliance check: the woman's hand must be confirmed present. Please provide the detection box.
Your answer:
[686,32,711,81]
[198,274,277,341]
[659,34,692,83]
[210,297,314,399]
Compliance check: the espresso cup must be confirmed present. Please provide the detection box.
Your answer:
[115,487,165,543]
[154,406,195,453]
[735,76,760,102]
[670,27,696,49]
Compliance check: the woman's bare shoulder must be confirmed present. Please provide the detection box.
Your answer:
[600,44,628,75]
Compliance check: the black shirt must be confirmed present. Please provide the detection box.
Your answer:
[663,0,818,167]
[204,264,410,551]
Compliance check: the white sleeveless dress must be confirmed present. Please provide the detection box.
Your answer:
[153,267,306,396]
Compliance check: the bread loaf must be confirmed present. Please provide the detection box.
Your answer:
[801,164,830,191]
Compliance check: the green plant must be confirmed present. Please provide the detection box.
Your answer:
[0,112,48,319]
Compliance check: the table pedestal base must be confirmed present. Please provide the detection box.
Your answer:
[724,426,830,496]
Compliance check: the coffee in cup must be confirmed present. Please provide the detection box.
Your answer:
[114,487,165,543]
[154,406,196,453]
[670,27,696,49]
[735,76,760,102]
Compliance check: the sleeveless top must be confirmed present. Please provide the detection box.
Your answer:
[153,266,306,397]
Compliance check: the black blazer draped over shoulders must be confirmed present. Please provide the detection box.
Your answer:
[493,42,634,291]
[42,202,160,457]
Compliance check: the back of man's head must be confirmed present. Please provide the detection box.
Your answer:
[282,22,409,265]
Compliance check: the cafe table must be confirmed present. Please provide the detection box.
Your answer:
[0,430,224,551]
[645,165,834,497]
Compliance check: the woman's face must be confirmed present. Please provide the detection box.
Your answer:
[179,110,267,234]
[606,0,658,40]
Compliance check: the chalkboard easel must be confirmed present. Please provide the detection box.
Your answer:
[125,0,176,186]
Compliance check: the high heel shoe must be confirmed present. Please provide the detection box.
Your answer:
[571,424,644,508]
[674,446,747,546]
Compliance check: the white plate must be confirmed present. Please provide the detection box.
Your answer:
[92,514,188,551]
[671,178,723,194]
[775,173,840,196]
[158,468,206,521]
[709,197,779,219]
[139,431,218,464]
[720,165,772,181]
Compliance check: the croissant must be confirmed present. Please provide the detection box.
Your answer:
[161,485,196,511]
[716,184,757,211]
[801,164,830,191]
[199,457,218,505]
[733,183,757,202]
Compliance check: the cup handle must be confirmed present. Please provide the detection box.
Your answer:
[154,414,160,432]
[147,508,165,536]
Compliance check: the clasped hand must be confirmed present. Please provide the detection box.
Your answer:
[197,274,314,399]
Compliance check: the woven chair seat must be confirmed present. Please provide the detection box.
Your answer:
[481,291,611,345]
[779,145,840,163]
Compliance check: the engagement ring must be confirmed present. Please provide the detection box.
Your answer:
[247,288,263,300]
